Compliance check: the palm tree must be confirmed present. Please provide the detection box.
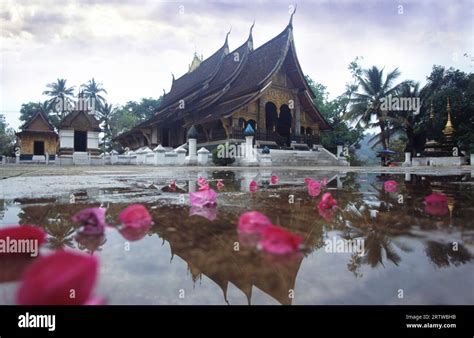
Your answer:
[81,78,107,112]
[386,82,422,154]
[345,66,407,149]
[43,79,75,121]
[97,102,115,151]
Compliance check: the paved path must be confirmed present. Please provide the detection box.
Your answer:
[0,164,472,179]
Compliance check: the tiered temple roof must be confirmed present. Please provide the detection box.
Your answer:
[118,15,329,141]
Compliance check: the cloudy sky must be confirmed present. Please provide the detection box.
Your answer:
[1,0,472,129]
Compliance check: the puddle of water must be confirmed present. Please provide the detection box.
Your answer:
[0,170,473,305]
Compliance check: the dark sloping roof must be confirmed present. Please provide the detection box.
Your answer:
[116,18,331,141]
[20,110,56,132]
[204,41,250,95]
[222,27,291,101]
[151,27,288,128]
[187,91,261,126]
[59,110,101,132]
[159,40,229,109]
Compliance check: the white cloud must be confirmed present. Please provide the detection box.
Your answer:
[0,0,472,129]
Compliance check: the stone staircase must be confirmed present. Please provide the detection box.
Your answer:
[267,147,349,166]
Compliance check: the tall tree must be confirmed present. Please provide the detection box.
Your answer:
[0,114,16,156]
[382,82,423,154]
[121,97,162,121]
[419,66,474,150]
[42,78,75,122]
[97,102,115,151]
[305,57,365,162]
[81,78,107,113]
[19,102,43,123]
[19,101,60,129]
[345,66,407,149]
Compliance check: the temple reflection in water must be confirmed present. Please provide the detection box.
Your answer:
[0,171,473,304]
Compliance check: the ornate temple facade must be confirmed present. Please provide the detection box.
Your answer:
[116,15,330,151]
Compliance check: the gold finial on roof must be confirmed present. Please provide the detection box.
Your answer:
[188,51,202,73]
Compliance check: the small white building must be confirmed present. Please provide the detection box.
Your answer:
[57,106,102,165]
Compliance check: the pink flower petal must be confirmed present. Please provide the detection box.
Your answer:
[0,226,46,283]
[249,180,258,193]
[83,296,106,305]
[198,183,210,191]
[216,180,225,190]
[0,225,47,253]
[308,180,321,197]
[425,193,448,205]
[318,192,337,210]
[119,204,152,229]
[321,177,327,188]
[259,225,303,255]
[72,208,109,234]
[189,206,218,221]
[119,225,150,241]
[238,211,272,234]
[424,193,449,216]
[270,175,279,185]
[0,255,37,283]
[189,188,217,208]
[384,180,397,193]
[424,204,449,216]
[318,207,335,221]
[16,251,99,305]
[169,180,177,191]
[197,177,208,187]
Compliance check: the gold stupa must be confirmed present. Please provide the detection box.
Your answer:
[442,98,455,137]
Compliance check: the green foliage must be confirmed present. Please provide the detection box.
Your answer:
[419,66,474,150]
[211,147,235,166]
[0,114,16,156]
[345,65,409,149]
[81,78,107,112]
[120,98,162,121]
[97,103,115,152]
[388,137,407,162]
[19,102,40,123]
[305,57,365,160]
[42,78,75,121]
[19,101,60,129]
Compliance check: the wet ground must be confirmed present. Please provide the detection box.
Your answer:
[1,166,473,304]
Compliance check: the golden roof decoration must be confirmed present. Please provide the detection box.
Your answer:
[442,97,455,136]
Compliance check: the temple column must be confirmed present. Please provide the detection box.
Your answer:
[294,94,301,137]
[221,118,232,139]
[258,99,266,135]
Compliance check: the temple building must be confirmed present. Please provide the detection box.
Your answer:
[116,13,330,152]
[15,110,58,162]
[57,94,102,165]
